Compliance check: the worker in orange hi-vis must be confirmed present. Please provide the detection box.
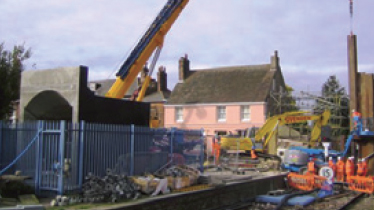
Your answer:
[336,156,345,182]
[350,157,356,175]
[212,135,221,165]
[345,157,355,178]
[328,157,337,179]
[307,157,316,175]
[351,109,362,118]
[351,109,362,131]
[251,146,258,160]
[362,158,368,176]
[357,158,365,176]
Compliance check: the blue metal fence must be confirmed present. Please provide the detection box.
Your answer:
[0,121,204,195]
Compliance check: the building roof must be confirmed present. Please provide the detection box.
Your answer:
[142,91,171,103]
[167,64,276,104]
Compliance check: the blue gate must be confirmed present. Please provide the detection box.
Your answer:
[35,121,81,195]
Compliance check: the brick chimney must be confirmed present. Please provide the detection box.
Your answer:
[270,50,280,71]
[179,54,190,82]
[157,66,167,91]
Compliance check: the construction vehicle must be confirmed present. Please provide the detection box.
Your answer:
[213,111,330,171]
[282,111,374,173]
[220,110,331,153]
[105,0,189,127]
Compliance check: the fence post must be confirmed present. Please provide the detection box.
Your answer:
[0,121,3,168]
[170,127,176,166]
[35,121,43,195]
[78,121,85,189]
[200,128,205,172]
[57,120,66,195]
[130,124,135,176]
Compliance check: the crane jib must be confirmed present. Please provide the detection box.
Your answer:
[116,0,184,79]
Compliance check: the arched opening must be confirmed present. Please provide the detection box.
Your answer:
[24,90,73,121]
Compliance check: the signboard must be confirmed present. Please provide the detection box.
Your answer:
[284,116,313,124]
[319,166,334,181]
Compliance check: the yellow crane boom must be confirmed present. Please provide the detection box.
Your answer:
[106,0,189,99]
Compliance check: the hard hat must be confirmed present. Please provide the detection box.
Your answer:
[338,156,341,160]
[252,146,256,150]
[329,157,333,160]
[352,109,355,113]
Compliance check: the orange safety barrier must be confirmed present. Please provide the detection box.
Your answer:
[288,173,329,191]
[287,173,314,191]
[346,176,374,194]
[313,175,327,189]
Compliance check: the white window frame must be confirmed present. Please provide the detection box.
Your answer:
[241,105,251,122]
[175,107,183,122]
[217,106,226,122]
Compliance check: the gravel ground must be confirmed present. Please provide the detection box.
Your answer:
[346,194,374,210]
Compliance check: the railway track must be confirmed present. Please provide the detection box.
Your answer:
[210,191,367,210]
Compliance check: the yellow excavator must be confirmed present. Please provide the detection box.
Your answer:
[220,110,331,153]
[105,0,189,128]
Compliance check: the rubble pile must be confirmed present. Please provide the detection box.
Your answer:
[158,165,200,178]
[50,165,203,207]
[82,169,140,203]
[156,165,201,190]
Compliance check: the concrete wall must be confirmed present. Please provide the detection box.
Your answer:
[20,66,83,122]
[20,66,150,126]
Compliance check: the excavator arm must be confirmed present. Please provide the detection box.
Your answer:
[106,0,189,99]
[255,110,330,149]
[255,111,309,148]
[309,110,330,147]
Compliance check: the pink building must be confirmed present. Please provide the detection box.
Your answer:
[164,51,287,136]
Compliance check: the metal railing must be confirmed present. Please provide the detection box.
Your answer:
[0,120,204,195]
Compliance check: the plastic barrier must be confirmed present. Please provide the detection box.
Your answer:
[313,175,327,189]
[346,176,374,194]
[287,173,314,191]
[288,173,328,191]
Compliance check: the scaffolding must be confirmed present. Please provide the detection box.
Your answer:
[269,90,350,140]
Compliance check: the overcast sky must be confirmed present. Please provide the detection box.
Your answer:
[1,0,373,93]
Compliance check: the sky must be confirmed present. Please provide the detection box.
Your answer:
[1,0,373,93]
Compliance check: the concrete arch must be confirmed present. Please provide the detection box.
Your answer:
[24,90,73,121]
